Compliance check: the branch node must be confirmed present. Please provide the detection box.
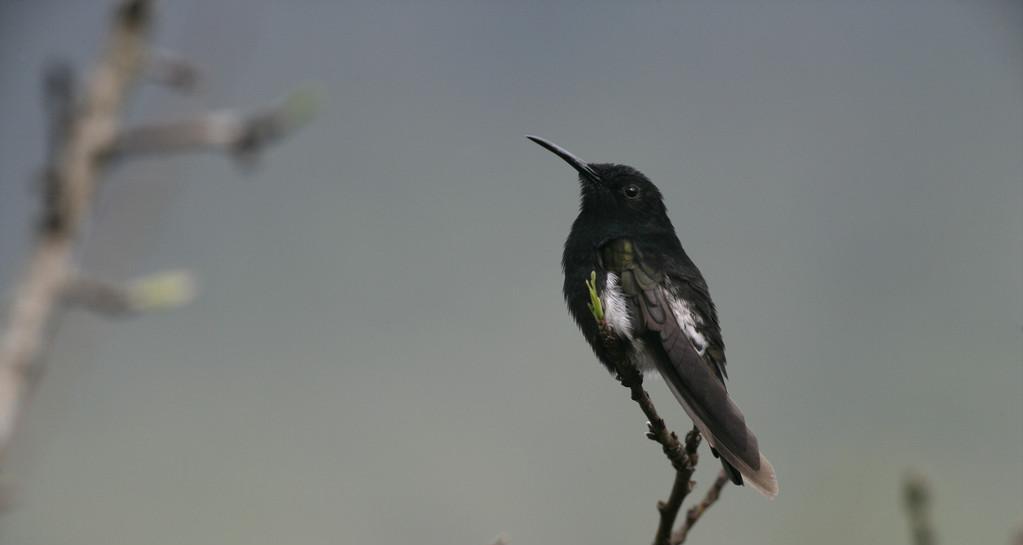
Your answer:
[117,0,153,30]
[145,49,199,91]
[670,471,729,545]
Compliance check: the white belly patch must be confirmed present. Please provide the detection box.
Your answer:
[601,273,633,339]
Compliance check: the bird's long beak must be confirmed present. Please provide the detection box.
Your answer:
[526,135,601,185]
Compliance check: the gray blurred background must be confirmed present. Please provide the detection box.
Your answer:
[0,1,1020,544]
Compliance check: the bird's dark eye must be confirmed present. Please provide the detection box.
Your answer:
[623,184,641,199]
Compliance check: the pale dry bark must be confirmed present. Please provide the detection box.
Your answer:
[0,0,312,463]
[0,0,153,459]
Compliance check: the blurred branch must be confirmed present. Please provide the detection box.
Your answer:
[144,49,199,91]
[64,271,196,317]
[0,0,153,461]
[0,0,312,464]
[41,61,75,161]
[108,87,320,164]
[901,472,1023,545]
[37,61,77,234]
[585,272,726,545]
[903,473,935,545]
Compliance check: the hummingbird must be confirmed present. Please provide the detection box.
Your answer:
[527,135,778,497]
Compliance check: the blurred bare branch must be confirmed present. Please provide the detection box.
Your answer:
[903,473,936,545]
[145,49,199,91]
[64,271,196,317]
[0,0,312,464]
[108,88,320,164]
[41,61,76,159]
[37,61,77,234]
[0,0,153,461]
[63,277,139,317]
[900,472,1023,545]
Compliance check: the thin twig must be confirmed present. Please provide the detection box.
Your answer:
[671,470,729,544]
[108,88,318,164]
[62,271,196,317]
[654,428,702,545]
[62,278,137,317]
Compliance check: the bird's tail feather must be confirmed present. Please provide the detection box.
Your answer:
[656,355,778,497]
[714,449,744,486]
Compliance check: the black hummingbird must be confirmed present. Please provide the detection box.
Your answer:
[527,135,778,497]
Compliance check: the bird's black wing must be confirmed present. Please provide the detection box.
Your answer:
[661,269,728,383]
[601,238,778,497]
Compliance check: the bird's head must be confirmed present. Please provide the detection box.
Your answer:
[527,135,671,233]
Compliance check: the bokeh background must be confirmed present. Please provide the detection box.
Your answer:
[0,1,1020,544]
